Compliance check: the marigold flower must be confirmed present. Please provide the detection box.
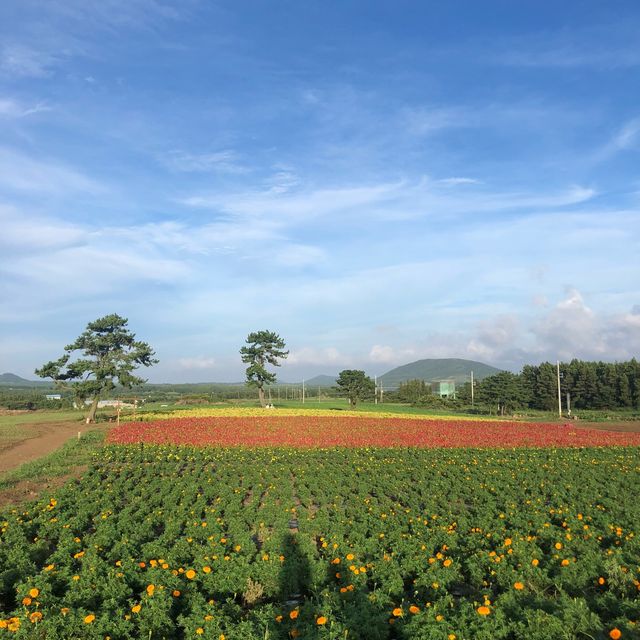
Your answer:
[316,616,327,625]
[29,588,39,598]
[443,559,452,567]
[289,610,299,620]
[409,605,420,614]
[196,628,204,635]
[392,607,403,617]
[346,553,355,560]
[532,559,539,566]
[186,569,196,579]
[598,577,606,585]
[146,584,155,596]
[561,559,570,566]
[173,590,181,597]
[29,612,43,623]
[84,614,95,624]
[203,566,211,573]
[514,582,524,590]
[22,597,32,605]
[477,606,490,616]
[609,629,622,640]
[132,604,141,613]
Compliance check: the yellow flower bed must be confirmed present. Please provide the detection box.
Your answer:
[132,407,485,422]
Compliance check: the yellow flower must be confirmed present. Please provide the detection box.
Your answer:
[316,616,327,625]
[146,584,155,596]
[196,628,204,635]
[84,614,96,624]
[532,558,539,566]
[173,590,181,597]
[477,606,490,616]
[22,596,32,605]
[514,582,524,590]
[443,559,452,567]
[561,559,570,566]
[186,569,196,579]
[289,610,299,620]
[29,588,39,598]
[203,566,212,573]
[392,607,403,617]
[409,605,420,614]
[29,611,43,623]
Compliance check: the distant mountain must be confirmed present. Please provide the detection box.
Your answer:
[379,358,502,388]
[303,375,337,387]
[0,372,49,387]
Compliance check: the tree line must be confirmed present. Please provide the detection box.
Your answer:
[455,359,640,414]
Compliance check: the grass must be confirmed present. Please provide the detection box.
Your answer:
[0,409,83,427]
[0,428,107,492]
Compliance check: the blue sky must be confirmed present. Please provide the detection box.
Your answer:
[1,1,639,383]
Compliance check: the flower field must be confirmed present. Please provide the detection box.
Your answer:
[108,413,640,448]
[1,412,639,639]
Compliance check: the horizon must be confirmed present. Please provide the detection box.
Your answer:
[1,1,639,383]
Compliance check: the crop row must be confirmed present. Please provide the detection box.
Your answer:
[1,446,639,638]
[109,415,640,448]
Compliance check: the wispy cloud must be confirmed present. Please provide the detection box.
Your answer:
[0,97,51,118]
[0,147,103,195]
[160,150,247,174]
[0,44,58,78]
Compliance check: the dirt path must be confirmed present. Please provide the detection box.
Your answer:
[0,421,103,475]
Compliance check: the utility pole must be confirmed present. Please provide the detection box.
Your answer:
[470,371,474,407]
[557,360,562,417]
[374,375,378,404]
[318,386,321,403]
[302,378,305,404]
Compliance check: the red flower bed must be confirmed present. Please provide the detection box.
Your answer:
[107,416,640,448]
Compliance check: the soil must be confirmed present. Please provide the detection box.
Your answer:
[0,420,102,475]
[0,466,87,508]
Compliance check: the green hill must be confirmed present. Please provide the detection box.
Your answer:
[379,358,502,388]
[0,372,49,387]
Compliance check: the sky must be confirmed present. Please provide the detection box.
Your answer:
[1,1,639,383]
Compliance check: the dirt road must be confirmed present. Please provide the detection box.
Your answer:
[0,420,103,475]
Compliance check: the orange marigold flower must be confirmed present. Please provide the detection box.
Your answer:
[22,597,32,605]
[532,559,539,566]
[173,590,181,597]
[29,588,39,598]
[316,616,327,625]
[84,614,95,624]
[196,628,204,635]
[609,629,622,640]
[29,612,43,623]
[203,566,212,574]
[132,604,141,614]
[409,605,420,614]
[514,582,524,590]
[598,577,606,585]
[443,559,452,567]
[555,542,563,550]
[146,584,155,596]
[477,606,490,616]
[504,538,512,546]
[186,569,196,580]
[561,559,570,566]
[346,553,355,561]
[392,607,403,617]
[289,610,299,620]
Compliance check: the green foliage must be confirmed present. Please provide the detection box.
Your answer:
[334,370,375,408]
[34,314,158,422]
[239,330,288,407]
[1,445,639,638]
[396,379,432,404]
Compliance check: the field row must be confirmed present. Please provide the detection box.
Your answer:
[1,446,639,638]
[109,414,640,448]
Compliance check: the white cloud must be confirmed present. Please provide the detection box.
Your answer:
[161,150,247,174]
[0,98,51,118]
[177,356,216,370]
[0,44,57,78]
[0,147,104,195]
[287,347,349,367]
